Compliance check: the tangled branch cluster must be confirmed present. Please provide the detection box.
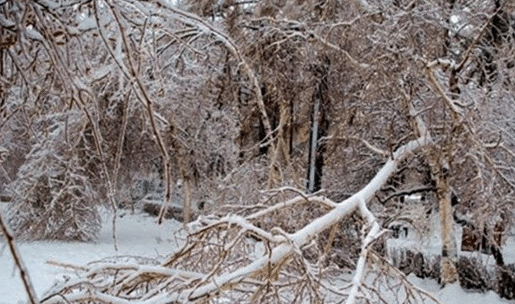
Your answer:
[41,192,440,304]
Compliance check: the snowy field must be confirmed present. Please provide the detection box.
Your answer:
[0,204,513,304]
[0,206,184,304]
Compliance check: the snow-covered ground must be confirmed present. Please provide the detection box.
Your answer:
[409,276,512,304]
[0,204,513,304]
[0,206,184,304]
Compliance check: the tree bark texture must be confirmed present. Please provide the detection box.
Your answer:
[436,167,458,285]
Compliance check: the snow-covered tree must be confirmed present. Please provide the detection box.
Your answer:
[1,0,515,303]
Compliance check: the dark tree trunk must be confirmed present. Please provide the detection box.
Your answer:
[306,57,330,193]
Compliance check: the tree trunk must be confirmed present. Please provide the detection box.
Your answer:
[436,160,458,285]
[306,57,329,193]
[307,94,321,193]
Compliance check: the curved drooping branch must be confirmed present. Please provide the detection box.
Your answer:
[148,0,274,150]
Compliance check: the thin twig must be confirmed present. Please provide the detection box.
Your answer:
[0,207,39,304]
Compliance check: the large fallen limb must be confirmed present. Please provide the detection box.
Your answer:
[153,136,430,303]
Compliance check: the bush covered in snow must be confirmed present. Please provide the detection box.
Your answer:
[6,113,101,241]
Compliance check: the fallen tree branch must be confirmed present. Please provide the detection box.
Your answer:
[246,194,337,221]
[167,136,429,302]
[44,136,431,303]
